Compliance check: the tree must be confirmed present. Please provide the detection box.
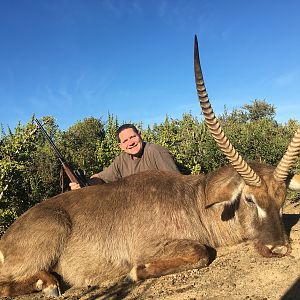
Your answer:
[221,99,276,123]
[61,117,105,176]
[96,114,120,171]
[243,99,276,121]
[1,100,299,234]
[0,117,38,233]
[32,116,65,196]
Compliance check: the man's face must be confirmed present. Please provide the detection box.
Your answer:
[118,128,143,156]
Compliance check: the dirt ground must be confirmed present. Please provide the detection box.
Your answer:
[6,198,300,300]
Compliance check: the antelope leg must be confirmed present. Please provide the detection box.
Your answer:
[128,239,210,281]
[0,270,60,297]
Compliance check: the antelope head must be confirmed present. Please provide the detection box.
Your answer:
[194,35,300,257]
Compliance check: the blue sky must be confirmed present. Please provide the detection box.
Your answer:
[0,0,299,131]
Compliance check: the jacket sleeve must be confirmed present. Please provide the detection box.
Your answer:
[91,158,122,183]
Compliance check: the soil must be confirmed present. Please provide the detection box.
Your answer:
[6,198,300,300]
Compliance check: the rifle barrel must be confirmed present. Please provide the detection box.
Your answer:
[35,119,65,163]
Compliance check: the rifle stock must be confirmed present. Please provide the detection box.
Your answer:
[62,162,88,187]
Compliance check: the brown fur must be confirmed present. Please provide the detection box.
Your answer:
[0,270,58,296]
[0,162,295,296]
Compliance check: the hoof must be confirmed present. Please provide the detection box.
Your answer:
[123,275,135,284]
[43,284,61,297]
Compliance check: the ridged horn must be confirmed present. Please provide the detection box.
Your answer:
[194,35,261,187]
[273,127,300,182]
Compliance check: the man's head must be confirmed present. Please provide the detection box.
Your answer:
[116,124,144,156]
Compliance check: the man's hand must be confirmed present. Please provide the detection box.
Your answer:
[69,182,81,190]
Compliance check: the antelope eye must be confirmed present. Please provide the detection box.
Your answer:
[245,196,255,204]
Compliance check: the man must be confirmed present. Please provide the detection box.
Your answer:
[70,124,179,190]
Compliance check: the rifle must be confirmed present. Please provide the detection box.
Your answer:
[35,119,89,188]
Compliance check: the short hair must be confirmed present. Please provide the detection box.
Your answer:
[116,124,140,142]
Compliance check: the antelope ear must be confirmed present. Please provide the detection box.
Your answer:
[287,174,300,191]
[205,169,244,208]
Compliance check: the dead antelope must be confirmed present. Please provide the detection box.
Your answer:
[0,36,300,297]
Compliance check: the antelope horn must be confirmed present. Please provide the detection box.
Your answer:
[273,127,300,182]
[194,35,261,187]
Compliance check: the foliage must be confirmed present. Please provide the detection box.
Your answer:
[243,99,276,121]
[0,117,38,234]
[30,116,63,197]
[95,114,121,171]
[142,114,209,174]
[221,99,276,123]
[61,117,105,176]
[1,99,299,233]
[0,116,64,234]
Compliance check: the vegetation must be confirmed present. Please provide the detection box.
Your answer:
[1,99,299,234]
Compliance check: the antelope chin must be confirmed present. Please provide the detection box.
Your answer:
[254,242,291,258]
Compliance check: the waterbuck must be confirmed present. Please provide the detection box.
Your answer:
[0,36,300,297]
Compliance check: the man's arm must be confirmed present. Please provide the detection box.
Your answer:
[90,157,123,183]
[69,159,121,190]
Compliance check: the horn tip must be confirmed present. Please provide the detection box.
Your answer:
[194,35,198,47]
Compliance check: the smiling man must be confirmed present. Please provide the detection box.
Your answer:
[70,124,179,189]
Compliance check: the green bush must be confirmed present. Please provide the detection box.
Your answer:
[1,100,299,233]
